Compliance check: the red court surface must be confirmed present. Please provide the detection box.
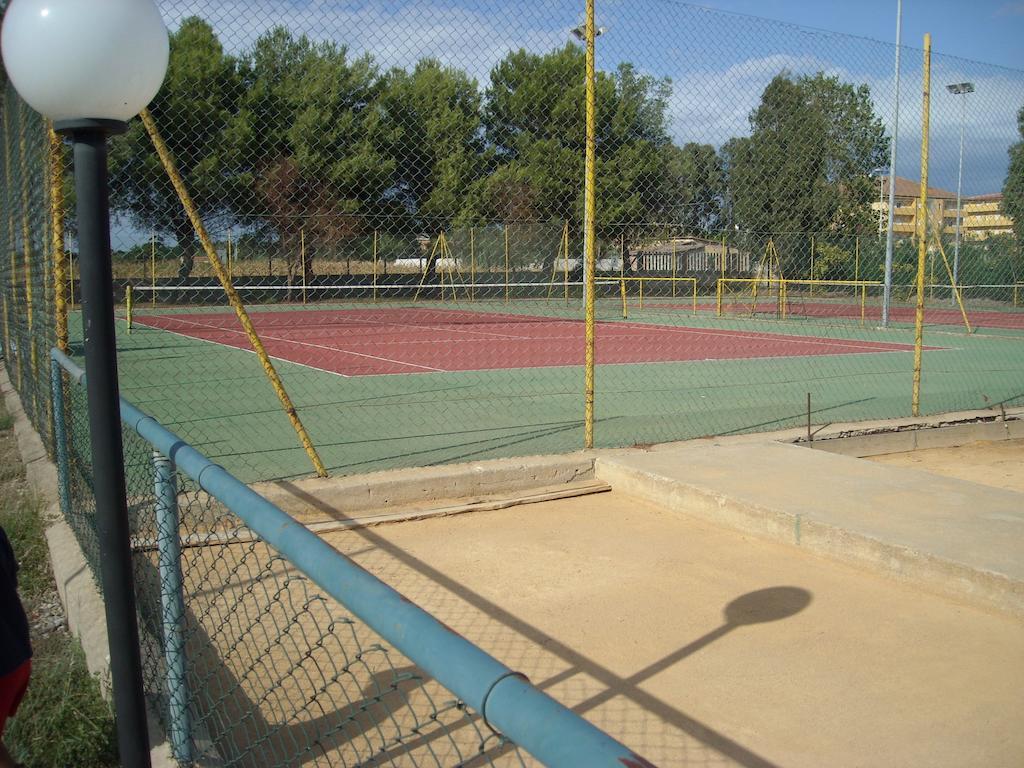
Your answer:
[694,301,1024,329]
[133,308,935,377]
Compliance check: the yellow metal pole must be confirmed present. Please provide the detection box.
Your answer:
[140,108,328,477]
[809,234,815,297]
[721,234,726,283]
[125,283,133,334]
[470,227,476,302]
[855,236,860,282]
[912,34,931,417]
[563,221,569,304]
[504,224,510,304]
[583,0,597,449]
[48,125,68,353]
[150,231,156,308]
[716,278,723,317]
[226,228,232,282]
[19,133,37,392]
[672,240,677,298]
[372,229,378,303]
[691,278,697,316]
[300,228,307,305]
[861,283,867,326]
[933,236,972,333]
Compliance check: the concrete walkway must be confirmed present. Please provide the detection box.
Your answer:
[596,440,1024,617]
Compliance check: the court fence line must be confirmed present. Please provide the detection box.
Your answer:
[49,346,652,767]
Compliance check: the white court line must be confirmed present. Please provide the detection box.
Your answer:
[133,315,447,374]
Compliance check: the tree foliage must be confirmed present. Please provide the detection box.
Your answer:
[1003,106,1024,247]
[724,72,888,274]
[109,17,240,277]
[104,23,895,277]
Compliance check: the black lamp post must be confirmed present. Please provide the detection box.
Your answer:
[2,2,169,766]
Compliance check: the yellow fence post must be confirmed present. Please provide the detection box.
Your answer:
[140,108,329,478]
[49,125,68,353]
[912,34,931,417]
[563,221,569,304]
[150,231,157,307]
[300,228,307,305]
[672,240,677,298]
[125,284,133,334]
[504,224,510,304]
[583,0,597,450]
[470,227,476,302]
[372,229,378,303]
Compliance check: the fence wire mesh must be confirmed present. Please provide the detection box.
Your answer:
[56,357,538,767]
[4,1,1024,480]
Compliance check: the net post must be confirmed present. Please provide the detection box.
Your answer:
[372,229,378,303]
[140,108,329,478]
[672,240,677,297]
[301,228,307,305]
[125,283,133,334]
[912,34,931,417]
[470,227,476,302]
[152,450,193,765]
[691,277,697,316]
[563,221,569,304]
[716,278,722,316]
[150,231,156,308]
[504,224,510,304]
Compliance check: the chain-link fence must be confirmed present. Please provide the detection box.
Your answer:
[4,0,1024,480]
[51,348,651,766]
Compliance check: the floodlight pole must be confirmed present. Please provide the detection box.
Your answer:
[949,83,973,300]
[55,118,152,768]
[882,0,902,327]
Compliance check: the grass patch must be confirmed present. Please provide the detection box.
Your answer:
[0,396,118,767]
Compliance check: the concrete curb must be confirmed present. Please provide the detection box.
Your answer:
[254,453,597,517]
[595,451,1024,619]
[0,364,177,768]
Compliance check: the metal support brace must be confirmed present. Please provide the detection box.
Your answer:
[153,451,193,764]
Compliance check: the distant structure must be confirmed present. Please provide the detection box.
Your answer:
[872,175,1014,240]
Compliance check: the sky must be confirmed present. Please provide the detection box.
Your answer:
[123,0,1024,248]
[691,1,1024,71]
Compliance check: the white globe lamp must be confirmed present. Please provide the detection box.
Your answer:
[1,3,169,765]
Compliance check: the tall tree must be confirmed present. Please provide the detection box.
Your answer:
[225,27,392,279]
[1003,106,1024,246]
[724,72,888,273]
[108,17,240,277]
[376,59,483,227]
[479,46,706,268]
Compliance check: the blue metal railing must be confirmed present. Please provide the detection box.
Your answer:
[50,347,654,768]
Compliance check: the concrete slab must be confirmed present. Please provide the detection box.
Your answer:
[318,492,1024,768]
[595,441,1024,617]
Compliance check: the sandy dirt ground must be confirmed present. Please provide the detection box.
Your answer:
[308,492,1024,768]
[168,458,1024,767]
[867,438,1024,492]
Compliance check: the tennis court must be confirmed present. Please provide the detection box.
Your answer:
[130,306,931,377]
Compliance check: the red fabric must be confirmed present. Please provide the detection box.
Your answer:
[0,658,30,736]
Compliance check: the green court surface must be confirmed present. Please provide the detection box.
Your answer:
[70,299,1024,483]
